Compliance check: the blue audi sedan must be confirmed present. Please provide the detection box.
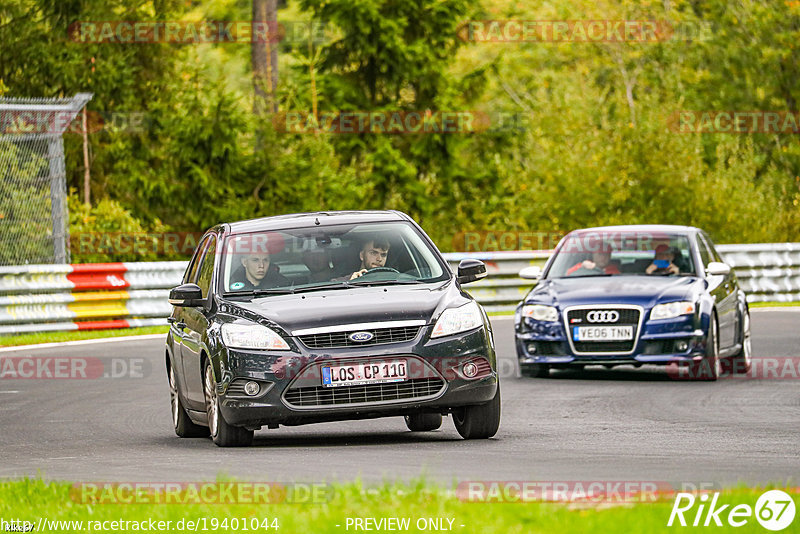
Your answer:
[514,226,751,380]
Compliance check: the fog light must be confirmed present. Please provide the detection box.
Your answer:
[527,343,537,354]
[462,362,478,378]
[675,341,689,352]
[244,381,260,396]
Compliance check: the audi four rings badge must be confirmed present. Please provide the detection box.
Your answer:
[586,310,620,323]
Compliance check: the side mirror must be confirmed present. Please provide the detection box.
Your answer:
[519,266,542,280]
[705,262,731,276]
[457,259,487,285]
[169,283,203,307]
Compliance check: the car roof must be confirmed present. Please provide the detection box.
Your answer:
[567,224,701,235]
[222,210,409,234]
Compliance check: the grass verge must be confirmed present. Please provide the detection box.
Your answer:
[0,479,795,533]
[0,326,168,347]
[749,301,800,308]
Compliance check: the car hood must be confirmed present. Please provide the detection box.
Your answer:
[221,281,464,334]
[523,276,702,309]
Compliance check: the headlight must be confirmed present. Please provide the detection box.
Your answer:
[431,301,484,339]
[650,301,695,320]
[221,323,290,350]
[521,304,559,322]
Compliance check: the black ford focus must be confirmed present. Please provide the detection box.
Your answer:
[165,211,500,446]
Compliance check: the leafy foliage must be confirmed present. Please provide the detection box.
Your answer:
[1,0,798,263]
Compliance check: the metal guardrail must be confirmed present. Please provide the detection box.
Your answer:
[0,262,183,334]
[0,244,797,334]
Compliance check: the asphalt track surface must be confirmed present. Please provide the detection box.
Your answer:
[1,310,798,486]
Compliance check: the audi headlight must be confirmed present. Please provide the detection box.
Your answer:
[431,301,484,339]
[521,304,559,322]
[221,323,290,350]
[650,301,695,321]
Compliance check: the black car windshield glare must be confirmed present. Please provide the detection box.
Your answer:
[546,231,696,278]
[218,221,448,295]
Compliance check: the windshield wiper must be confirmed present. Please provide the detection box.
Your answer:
[290,281,355,293]
[347,279,425,286]
[221,289,294,298]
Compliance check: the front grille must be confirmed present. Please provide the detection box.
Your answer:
[284,377,444,407]
[567,308,640,324]
[298,326,421,349]
[567,308,640,354]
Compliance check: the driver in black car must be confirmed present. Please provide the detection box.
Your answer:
[348,238,390,280]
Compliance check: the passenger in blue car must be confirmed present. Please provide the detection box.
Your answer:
[645,244,680,275]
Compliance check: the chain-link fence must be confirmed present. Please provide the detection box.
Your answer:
[0,93,92,265]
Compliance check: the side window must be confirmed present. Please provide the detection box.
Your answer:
[196,237,217,298]
[696,235,712,268]
[703,233,724,263]
[183,236,209,284]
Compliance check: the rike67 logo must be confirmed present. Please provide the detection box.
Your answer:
[668,490,796,530]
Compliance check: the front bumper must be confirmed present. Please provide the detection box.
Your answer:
[216,325,498,428]
[515,313,708,366]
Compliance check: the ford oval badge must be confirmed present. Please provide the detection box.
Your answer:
[349,331,374,342]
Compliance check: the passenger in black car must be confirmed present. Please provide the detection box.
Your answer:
[230,253,290,290]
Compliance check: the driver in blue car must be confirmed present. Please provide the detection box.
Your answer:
[348,238,391,280]
[566,246,621,276]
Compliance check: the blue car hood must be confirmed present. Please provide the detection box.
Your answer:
[524,276,702,309]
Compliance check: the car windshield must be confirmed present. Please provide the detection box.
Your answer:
[546,230,696,278]
[219,221,448,294]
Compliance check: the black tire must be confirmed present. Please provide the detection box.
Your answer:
[520,363,550,378]
[404,413,443,432]
[452,386,501,439]
[168,359,208,438]
[690,314,720,381]
[730,309,752,374]
[204,361,254,447]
